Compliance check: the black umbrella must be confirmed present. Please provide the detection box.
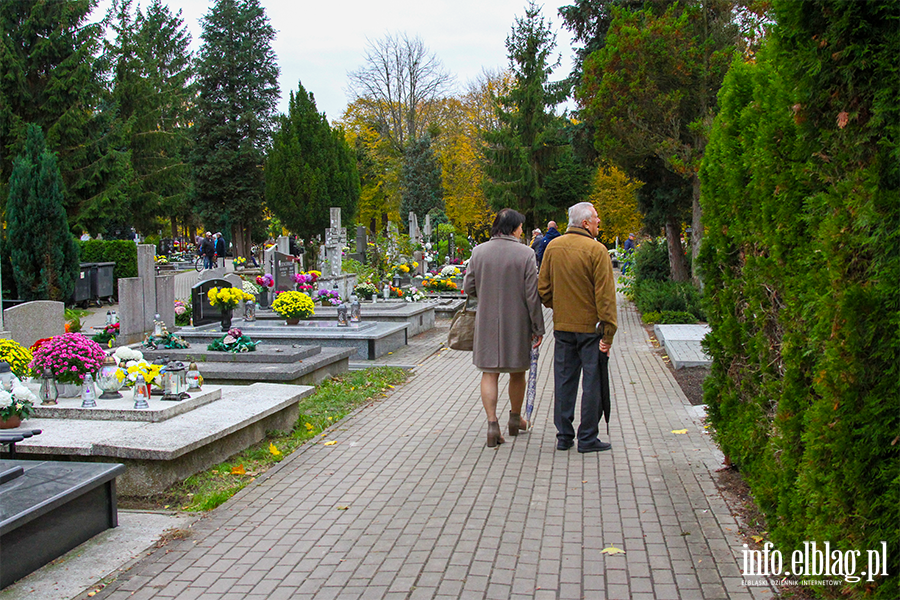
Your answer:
[599,350,611,436]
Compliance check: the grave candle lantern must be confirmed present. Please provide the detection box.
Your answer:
[161,361,188,401]
[39,371,58,406]
[337,303,350,327]
[243,299,256,322]
[98,355,123,399]
[133,373,150,409]
[81,373,98,408]
[350,295,361,323]
[186,361,202,391]
[0,362,17,392]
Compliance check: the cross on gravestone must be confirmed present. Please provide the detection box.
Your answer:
[324,207,347,278]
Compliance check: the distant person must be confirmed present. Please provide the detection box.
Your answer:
[201,232,215,269]
[463,208,545,447]
[214,233,226,263]
[538,202,617,453]
[530,228,543,251]
[534,221,561,269]
[623,233,636,253]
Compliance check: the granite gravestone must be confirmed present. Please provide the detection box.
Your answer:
[348,225,367,264]
[3,301,65,348]
[324,208,347,278]
[273,252,297,293]
[191,279,231,326]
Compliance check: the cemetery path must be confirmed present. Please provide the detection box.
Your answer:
[95,295,775,600]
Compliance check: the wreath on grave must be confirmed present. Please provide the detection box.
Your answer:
[207,328,259,353]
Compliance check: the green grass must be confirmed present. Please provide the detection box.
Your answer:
[171,366,411,511]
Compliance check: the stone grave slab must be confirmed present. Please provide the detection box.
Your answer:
[32,388,223,423]
[177,319,408,360]
[277,301,436,337]
[13,383,312,495]
[0,459,125,588]
[142,345,320,364]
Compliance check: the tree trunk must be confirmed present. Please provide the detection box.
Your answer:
[666,217,690,282]
[691,172,703,288]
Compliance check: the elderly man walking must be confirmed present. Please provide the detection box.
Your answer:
[538,202,617,453]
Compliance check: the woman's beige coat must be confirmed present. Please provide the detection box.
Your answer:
[462,235,545,372]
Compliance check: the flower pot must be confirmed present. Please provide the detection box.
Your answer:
[0,415,21,429]
[285,318,300,325]
[258,288,270,309]
[221,308,234,331]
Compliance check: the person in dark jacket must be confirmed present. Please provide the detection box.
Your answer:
[214,233,226,264]
[201,232,216,269]
[535,221,561,269]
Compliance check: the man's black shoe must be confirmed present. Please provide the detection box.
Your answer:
[556,439,574,451]
[578,440,612,453]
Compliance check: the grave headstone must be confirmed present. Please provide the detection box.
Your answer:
[349,225,367,264]
[409,212,420,244]
[448,234,456,264]
[424,214,432,243]
[413,250,425,276]
[264,245,277,275]
[273,252,297,292]
[191,279,231,326]
[276,235,290,255]
[197,266,227,282]
[324,207,347,278]
[3,301,65,348]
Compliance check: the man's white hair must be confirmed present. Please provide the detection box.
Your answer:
[568,202,595,228]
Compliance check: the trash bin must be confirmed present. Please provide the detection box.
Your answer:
[91,262,116,304]
[72,263,94,307]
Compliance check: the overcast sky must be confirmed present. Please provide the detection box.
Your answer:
[94,0,576,121]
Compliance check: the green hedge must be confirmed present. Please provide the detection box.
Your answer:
[78,240,138,296]
[698,2,899,597]
[632,279,705,321]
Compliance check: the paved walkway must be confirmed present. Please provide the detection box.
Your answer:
[94,295,775,600]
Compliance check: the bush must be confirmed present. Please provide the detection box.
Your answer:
[78,240,138,296]
[656,311,697,324]
[632,279,705,321]
[641,311,661,324]
[632,237,670,283]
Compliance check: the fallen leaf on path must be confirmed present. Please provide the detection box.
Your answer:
[751,535,764,544]
[600,546,626,555]
[671,429,688,434]
[323,440,337,446]
[269,443,281,456]
[337,506,349,510]
[231,465,246,475]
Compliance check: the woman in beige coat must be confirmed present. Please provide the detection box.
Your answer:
[463,209,545,447]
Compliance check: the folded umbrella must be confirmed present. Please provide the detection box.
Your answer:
[599,350,611,436]
[525,345,540,426]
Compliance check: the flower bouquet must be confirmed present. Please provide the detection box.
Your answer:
[0,385,37,428]
[91,322,120,346]
[422,278,458,293]
[207,286,254,310]
[272,291,315,322]
[293,271,319,292]
[315,289,342,306]
[256,274,274,289]
[354,281,378,300]
[29,333,106,384]
[154,255,169,264]
[233,256,247,269]
[0,339,33,379]
[389,286,404,299]
[405,287,427,302]
[391,260,418,276]
[242,280,262,295]
[440,265,461,278]
[174,300,192,326]
[207,327,259,353]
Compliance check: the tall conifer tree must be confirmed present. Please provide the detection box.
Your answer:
[400,136,444,232]
[482,2,568,230]
[5,125,79,301]
[0,0,127,233]
[191,0,279,257]
[265,83,360,240]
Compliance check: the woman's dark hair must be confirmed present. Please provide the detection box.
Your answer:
[490,208,526,237]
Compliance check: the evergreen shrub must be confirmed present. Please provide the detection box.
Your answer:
[698,2,898,597]
[78,240,138,295]
[632,237,670,283]
[633,279,704,321]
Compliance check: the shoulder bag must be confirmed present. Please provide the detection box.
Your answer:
[447,296,477,351]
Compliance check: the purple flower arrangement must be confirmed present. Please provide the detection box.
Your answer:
[256,273,274,288]
[30,333,107,384]
[316,289,342,306]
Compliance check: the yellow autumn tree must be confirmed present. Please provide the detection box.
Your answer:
[338,99,402,230]
[589,162,643,247]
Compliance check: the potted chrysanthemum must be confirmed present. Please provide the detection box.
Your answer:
[29,333,106,398]
[271,291,315,324]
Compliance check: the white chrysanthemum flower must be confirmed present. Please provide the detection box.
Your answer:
[12,385,36,402]
[0,391,12,408]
